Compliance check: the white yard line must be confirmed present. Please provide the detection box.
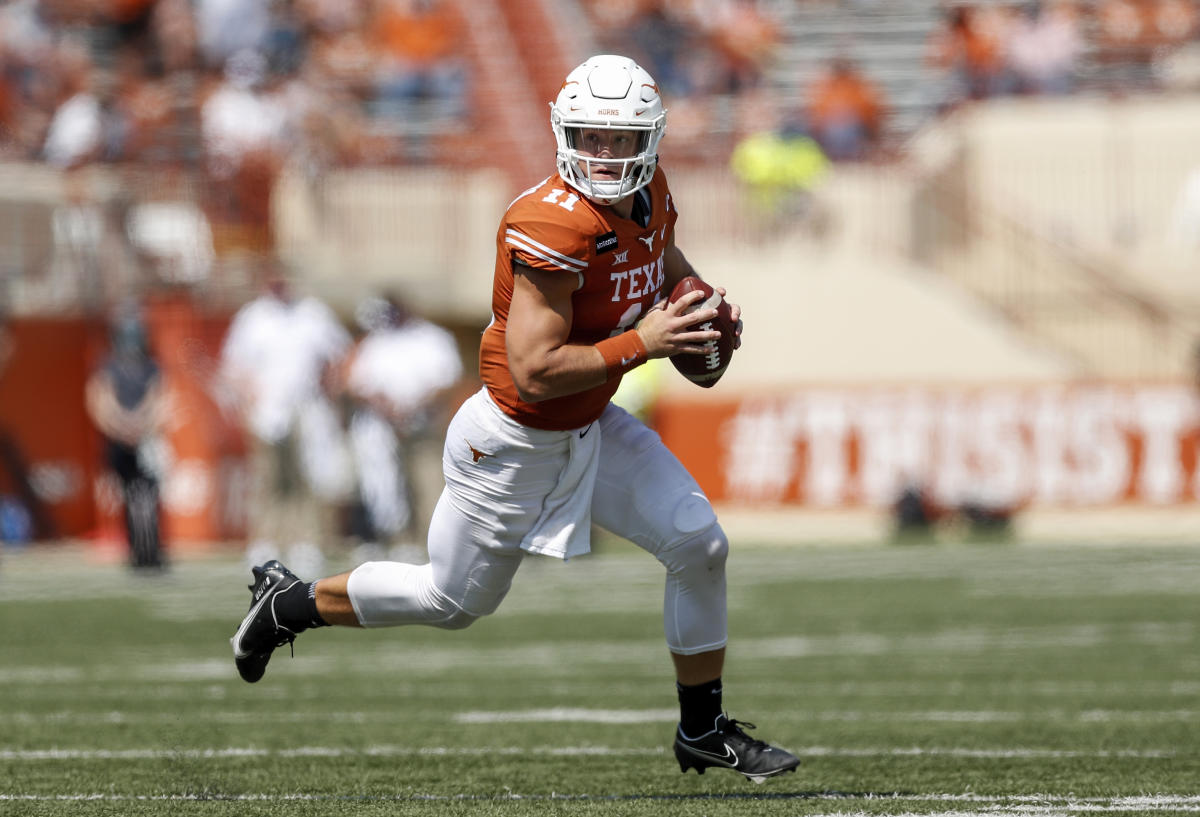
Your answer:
[0,744,1177,761]
[4,707,1198,727]
[8,676,1200,700]
[1,793,1200,812]
[454,707,1200,725]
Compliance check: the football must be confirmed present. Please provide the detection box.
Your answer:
[667,277,735,388]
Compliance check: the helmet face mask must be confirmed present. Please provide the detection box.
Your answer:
[551,55,666,206]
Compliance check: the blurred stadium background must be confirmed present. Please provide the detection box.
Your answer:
[2,0,1200,555]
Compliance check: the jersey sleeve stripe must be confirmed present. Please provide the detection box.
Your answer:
[505,229,587,272]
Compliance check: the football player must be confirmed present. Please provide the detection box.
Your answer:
[232,54,800,783]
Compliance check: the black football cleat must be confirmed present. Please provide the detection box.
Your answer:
[674,714,800,784]
[231,560,302,683]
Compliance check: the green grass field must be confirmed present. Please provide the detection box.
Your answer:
[2,538,1199,816]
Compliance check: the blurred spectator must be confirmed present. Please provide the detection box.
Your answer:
[1098,0,1146,48]
[262,0,307,77]
[926,5,1011,106]
[252,58,363,177]
[805,57,887,162]
[85,305,170,569]
[1007,1,1083,95]
[623,3,704,98]
[195,0,271,68]
[301,0,374,99]
[342,293,463,561]
[217,261,352,574]
[95,0,159,59]
[1,0,474,171]
[39,169,105,310]
[35,172,148,312]
[200,48,287,250]
[102,51,149,162]
[41,39,103,168]
[1155,38,1200,91]
[125,195,216,286]
[370,0,468,119]
[200,49,286,175]
[0,41,17,149]
[702,0,781,94]
[152,0,201,74]
[0,3,58,157]
[730,91,830,235]
[297,0,369,35]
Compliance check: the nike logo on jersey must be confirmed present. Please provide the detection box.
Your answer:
[578,423,593,439]
[638,233,655,251]
[466,441,490,463]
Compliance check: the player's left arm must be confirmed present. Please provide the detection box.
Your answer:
[662,233,743,350]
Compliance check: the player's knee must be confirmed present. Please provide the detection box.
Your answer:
[420,587,486,630]
[434,606,481,630]
[661,522,729,578]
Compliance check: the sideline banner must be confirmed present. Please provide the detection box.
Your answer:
[654,384,1200,509]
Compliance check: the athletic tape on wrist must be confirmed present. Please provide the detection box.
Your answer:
[595,331,648,380]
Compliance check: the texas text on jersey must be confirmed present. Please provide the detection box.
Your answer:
[480,168,678,431]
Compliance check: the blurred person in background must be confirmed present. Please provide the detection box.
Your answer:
[805,56,887,162]
[217,261,352,577]
[195,0,271,69]
[94,0,159,56]
[0,36,19,152]
[370,0,467,118]
[230,54,800,784]
[299,0,374,102]
[0,1,63,158]
[38,169,105,312]
[123,182,217,288]
[342,293,463,563]
[40,37,103,168]
[102,42,180,164]
[1006,0,1082,95]
[730,90,830,237]
[152,0,202,74]
[37,173,146,314]
[703,0,781,94]
[925,4,1012,107]
[200,48,287,252]
[85,305,170,570]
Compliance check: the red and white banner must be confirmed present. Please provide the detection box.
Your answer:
[654,384,1200,509]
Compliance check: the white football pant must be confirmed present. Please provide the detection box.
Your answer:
[346,391,728,655]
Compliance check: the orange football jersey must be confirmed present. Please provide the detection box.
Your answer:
[480,169,679,431]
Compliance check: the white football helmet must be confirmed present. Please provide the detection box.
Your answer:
[550,55,667,205]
